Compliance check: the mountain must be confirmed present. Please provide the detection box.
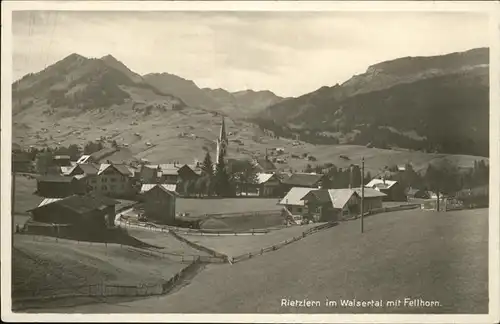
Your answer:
[143,73,221,111]
[143,73,285,116]
[12,53,185,115]
[257,47,489,157]
[11,51,488,175]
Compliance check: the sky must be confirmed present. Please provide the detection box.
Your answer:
[12,11,489,97]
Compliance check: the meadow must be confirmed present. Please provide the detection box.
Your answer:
[12,234,188,301]
[41,208,488,314]
[176,197,281,216]
[182,223,321,258]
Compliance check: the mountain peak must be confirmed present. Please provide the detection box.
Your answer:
[100,54,120,62]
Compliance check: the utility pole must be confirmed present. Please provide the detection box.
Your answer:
[361,157,365,234]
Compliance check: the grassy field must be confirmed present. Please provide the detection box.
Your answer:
[12,234,187,300]
[176,198,281,216]
[183,223,321,258]
[200,213,284,231]
[41,208,488,314]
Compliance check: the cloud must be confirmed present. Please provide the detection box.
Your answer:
[12,10,489,97]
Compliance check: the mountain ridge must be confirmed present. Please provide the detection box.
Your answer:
[256,47,489,157]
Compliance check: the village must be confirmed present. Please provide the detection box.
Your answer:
[11,116,488,239]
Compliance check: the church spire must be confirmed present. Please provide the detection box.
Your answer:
[216,116,228,165]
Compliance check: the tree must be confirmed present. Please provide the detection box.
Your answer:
[67,144,81,161]
[36,151,54,175]
[240,161,258,196]
[201,151,214,177]
[320,176,332,189]
[364,171,372,186]
[304,164,314,173]
[194,176,207,198]
[213,153,233,197]
[84,141,103,155]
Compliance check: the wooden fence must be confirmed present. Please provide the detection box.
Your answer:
[117,216,282,236]
[230,222,337,264]
[13,256,203,306]
[19,234,225,263]
[168,230,229,261]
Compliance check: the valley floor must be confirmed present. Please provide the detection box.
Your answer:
[20,208,489,314]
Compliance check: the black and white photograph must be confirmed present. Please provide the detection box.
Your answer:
[1,1,499,322]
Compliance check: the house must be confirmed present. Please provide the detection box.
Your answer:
[300,189,338,222]
[281,173,326,192]
[94,163,136,197]
[35,175,86,198]
[139,163,199,184]
[352,187,386,212]
[255,173,282,197]
[90,147,119,163]
[279,187,315,221]
[140,184,177,224]
[27,194,118,230]
[365,178,406,201]
[67,163,100,193]
[280,187,386,223]
[253,157,277,173]
[53,155,71,167]
[12,151,33,173]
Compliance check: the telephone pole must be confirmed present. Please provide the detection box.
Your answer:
[360,157,365,233]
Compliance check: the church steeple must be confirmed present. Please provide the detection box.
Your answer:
[216,116,228,165]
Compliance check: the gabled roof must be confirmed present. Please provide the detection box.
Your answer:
[279,187,315,206]
[254,158,277,171]
[140,184,178,195]
[76,155,92,164]
[301,189,332,204]
[352,187,387,198]
[29,194,118,214]
[38,198,63,207]
[257,173,278,184]
[72,163,99,175]
[327,189,359,209]
[366,178,398,189]
[60,166,75,176]
[90,147,119,162]
[97,163,133,176]
[143,163,195,176]
[282,173,324,187]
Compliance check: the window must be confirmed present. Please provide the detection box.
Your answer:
[90,178,97,184]
[297,207,302,213]
[101,178,108,183]
[110,178,116,183]
[102,185,107,191]
[122,177,126,182]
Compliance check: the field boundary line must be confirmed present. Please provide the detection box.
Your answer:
[230,222,337,264]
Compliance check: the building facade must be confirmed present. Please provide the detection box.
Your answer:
[140,184,177,224]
